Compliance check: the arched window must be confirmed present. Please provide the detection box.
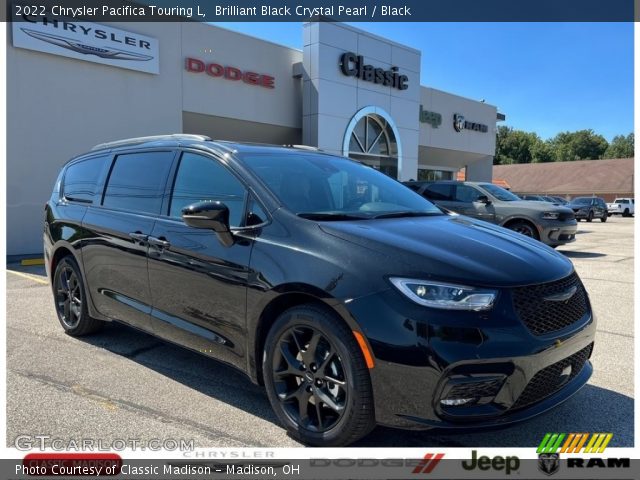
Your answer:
[343,107,401,179]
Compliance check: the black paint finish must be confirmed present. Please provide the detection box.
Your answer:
[44,138,595,431]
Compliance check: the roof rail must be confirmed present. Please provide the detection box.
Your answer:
[91,134,211,151]
[283,144,321,151]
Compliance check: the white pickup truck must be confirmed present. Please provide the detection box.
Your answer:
[607,198,634,217]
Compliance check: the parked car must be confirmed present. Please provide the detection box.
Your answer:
[548,196,569,205]
[520,194,552,202]
[567,197,608,222]
[405,181,577,247]
[607,198,634,217]
[519,194,566,205]
[45,135,595,446]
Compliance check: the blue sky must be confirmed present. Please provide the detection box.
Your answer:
[214,22,633,141]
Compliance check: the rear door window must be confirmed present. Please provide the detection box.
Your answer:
[102,151,175,215]
[63,155,109,204]
[423,184,454,201]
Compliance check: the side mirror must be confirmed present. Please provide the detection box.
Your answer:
[182,201,234,247]
[476,195,491,204]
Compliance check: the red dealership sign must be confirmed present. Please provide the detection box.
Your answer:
[185,57,275,89]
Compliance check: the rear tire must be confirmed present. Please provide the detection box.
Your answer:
[52,256,102,336]
[623,209,630,217]
[263,305,375,446]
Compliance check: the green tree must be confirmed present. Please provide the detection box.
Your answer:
[549,129,609,161]
[530,139,555,163]
[494,126,538,164]
[604,133,634,158]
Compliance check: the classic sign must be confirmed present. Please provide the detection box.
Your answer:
[339,52,408,90]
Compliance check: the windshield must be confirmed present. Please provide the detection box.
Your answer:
[478,183,521,202]
[571,197,591,205]
[240,152,443,219]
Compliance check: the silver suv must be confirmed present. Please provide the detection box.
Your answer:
[405,181,577,247]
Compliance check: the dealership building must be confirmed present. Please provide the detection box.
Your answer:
[7,19,502,256]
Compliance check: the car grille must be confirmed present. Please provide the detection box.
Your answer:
[511,343,593,410]
[512,273,589,336]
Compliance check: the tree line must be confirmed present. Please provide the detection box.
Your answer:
[494,127,634,165]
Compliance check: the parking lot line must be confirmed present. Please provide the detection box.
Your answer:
[7,269,49,285]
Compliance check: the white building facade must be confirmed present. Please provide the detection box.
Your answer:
[8,19,500,255]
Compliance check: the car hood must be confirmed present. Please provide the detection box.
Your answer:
[501,200,573,213]
[319,214,574,288]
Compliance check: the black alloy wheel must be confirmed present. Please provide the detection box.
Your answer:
[53,256,102,336]
[508,221,539,240]
[263,305,375,446]
[273,326,347,432]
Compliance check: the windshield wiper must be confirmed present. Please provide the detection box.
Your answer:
[297,212,369,221]
[371,211,441,219]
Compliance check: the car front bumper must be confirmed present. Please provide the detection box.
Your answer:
[345,286,596,430]
[539,220,577,246]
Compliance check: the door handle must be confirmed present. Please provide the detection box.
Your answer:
[148,236,171,249]
[129,232,148,243]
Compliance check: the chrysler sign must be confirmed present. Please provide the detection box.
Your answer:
[12,16,159,74]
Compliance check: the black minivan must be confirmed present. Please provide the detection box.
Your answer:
[45,135,596,446]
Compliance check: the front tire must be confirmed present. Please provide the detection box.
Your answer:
[507,220,540,240]
[600,213,607,222]
[53,256,102,336]
[587,211,594,222]
[263,305,375,446]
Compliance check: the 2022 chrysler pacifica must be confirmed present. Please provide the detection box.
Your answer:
[44,135,596,446]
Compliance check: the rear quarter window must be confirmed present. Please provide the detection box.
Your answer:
[63,155,110,203]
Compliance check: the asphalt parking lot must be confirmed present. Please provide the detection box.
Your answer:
[6,217,634,448]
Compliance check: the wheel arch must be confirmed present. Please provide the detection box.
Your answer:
[49,243,80,284]
[249,285,358,385]
[502,216,539,231]
[49,241,106,321]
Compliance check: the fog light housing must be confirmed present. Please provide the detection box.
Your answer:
[440,398,473,406]
[440,375,506,408]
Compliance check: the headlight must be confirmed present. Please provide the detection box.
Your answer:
[542,211,559,220]
[389,278,497,311]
